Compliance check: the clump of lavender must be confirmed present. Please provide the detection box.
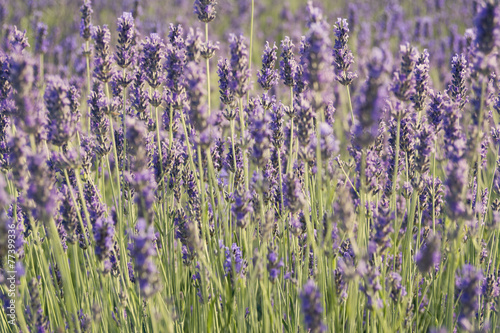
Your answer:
[115,12,135,70]
[44,76,79,146]
[300,279,326,333]
[194,0,217,23]
[229,34,250,98]
[332,18,357,86]
[129,218,161,299]
[257,41,278,91]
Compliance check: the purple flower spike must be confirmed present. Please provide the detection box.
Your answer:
[257,41,278,91]
[300,279,326,333]
[129,218,161,299]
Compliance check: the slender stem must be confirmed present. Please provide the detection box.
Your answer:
[239,98,249,190]
[287,86,295,173]
[169,104,174,150]
[346,85,355,125]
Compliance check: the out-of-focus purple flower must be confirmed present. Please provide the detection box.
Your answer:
[129,218,161,299]
[26,152,58,221]
[231,187,253,228]
[174,208,200,265]
[352,47,386,148]
[332,18,357,86]
[194,0,217,23]
[455,265,483,330]
[442,98,466,162]
[284,173,306,214]
[44,76,79,146]
[115,12,135,69]
[280,36,297,88]
[445,159,468,221]
[416,235,441,274]
[267,247,284,283]
[473,1,500,55]
[80,0,93,41]
[300,3,334,89]
[229,34,250,98]
[310,122,339,161]
[386,272,407,302]
[186,28,202,63]
[9,26,30,52]
[300,279,326,333]
[249,106,272,167]
[295,94,315,161]
[391,43,418,102]
[257,41,278,91]
[34,22,48,55]
[94,216,115,262]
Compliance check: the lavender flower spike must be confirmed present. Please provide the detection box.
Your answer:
[194,0,217,23]
[332,18,357,86]
[280,36,297,87]
[300,279,326,333]
[129,218,161,299]
[257,41,278,91]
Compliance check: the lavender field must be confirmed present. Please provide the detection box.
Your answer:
[0,0,499,332]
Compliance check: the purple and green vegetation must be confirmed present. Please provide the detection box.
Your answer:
[0,0,500,331]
